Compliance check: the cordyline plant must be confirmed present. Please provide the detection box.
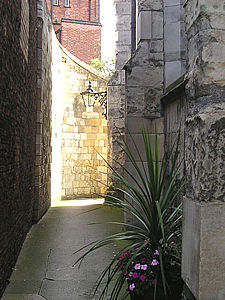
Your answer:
[73,127,184,300]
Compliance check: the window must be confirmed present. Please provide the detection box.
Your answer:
[53,0,58,5]
[89,0,91,21]
[65,0,70,7]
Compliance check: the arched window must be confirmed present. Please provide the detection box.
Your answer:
[65,0,70,7]
[53,0,58,5]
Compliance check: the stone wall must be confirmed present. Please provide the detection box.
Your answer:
[34,0,52,221]
[0,0,38,296]
[51,36,108,202]
[107,0,131,174]
[112,0,225,298]
[126,0,164,120]
[181,1,225,299]
[164,0,186,89]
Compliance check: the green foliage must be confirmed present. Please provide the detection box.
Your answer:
[91,57,115,76]
[73,128,184,300]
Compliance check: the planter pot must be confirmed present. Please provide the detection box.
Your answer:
[130,283,183,300]
[130,287,164,300]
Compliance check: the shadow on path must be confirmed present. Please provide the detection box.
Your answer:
[2,200,126,300]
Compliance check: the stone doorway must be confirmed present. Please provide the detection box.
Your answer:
[51,35,108,203]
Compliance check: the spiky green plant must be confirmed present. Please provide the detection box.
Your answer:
[73,128,184,300]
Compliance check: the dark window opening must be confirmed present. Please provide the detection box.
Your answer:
[89,0,91,21]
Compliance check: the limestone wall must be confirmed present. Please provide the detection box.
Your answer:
[107,0,131,174]
[52,36,108,201]
[164,0,186,89]
[112,0,225,299]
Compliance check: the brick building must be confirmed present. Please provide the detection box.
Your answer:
[46,0,102,64]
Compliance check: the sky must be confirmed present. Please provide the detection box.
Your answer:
[100,0,116,61]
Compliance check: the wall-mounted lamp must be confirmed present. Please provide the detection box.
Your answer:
[80,81,107,119]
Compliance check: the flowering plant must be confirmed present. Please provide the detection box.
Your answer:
[118,246,160,296]
[73,128,184,300]
[118,243,181,299]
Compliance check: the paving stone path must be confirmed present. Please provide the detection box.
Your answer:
[2,201,125,300]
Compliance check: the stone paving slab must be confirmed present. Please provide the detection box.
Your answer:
[2,202,128,300]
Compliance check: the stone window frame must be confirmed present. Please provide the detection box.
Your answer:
[64,0,70,7]
[53,0,59,6]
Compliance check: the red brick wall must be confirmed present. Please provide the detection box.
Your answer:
[0,0,37,296]
[46,0,101,64]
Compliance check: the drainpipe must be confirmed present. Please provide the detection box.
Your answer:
[50,0,53,23]
[98,0,100,23]
[131,0,136,54]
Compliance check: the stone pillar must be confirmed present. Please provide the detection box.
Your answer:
[114,0,132,70]
[126,0,164,120]
[107,0,131,173]
[123,0,164,224]
[182,1,225,299]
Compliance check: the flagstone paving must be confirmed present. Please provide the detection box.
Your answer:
[2,200,126,300]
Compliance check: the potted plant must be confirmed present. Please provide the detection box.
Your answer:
[73,128,184,299]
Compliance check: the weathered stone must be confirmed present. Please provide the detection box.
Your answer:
[139,0,163,11]
[137,10,152,42]
[182,198,225,300]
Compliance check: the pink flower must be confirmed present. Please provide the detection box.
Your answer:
[124,271,128,276]
[133,244,141,249]
[134,263,141,270]
[141,264,147,270]
[129,283,135,290]
[140,275,146,282]
[154,250,159,255]
[151,259,159,266]
[132,272,138,279]
[141,258,146,263]
[152,279,156,285]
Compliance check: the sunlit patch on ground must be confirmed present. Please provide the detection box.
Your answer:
[51,198,105,207]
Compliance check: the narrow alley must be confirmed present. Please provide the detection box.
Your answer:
[2,201,124,300]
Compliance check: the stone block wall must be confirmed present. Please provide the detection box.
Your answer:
[61,92,108,199]
[164,0,186,89]
[112,0,225,299]
[126,0,164,119]
[124,0,165,206]
[51,38,108,201]
[0,0,38,296]
[34,0,52,221]
[107,0,131,174]
[114,0,132,70]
